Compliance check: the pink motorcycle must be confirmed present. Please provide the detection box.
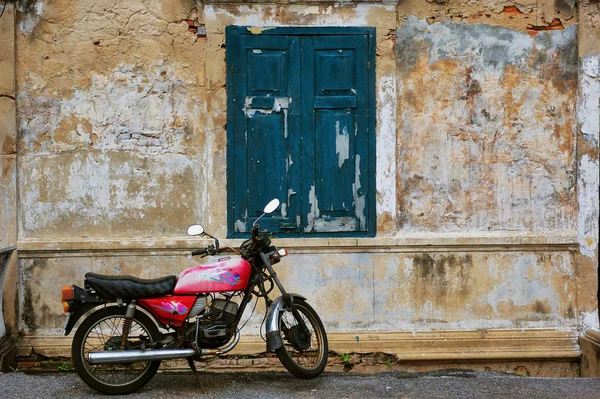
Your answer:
[61,199,328,394]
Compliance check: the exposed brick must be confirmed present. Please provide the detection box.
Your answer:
[502,6,524,15]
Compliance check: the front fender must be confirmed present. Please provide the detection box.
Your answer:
[265,294,307,352]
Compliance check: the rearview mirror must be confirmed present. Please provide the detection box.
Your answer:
[187,224,204,236]
[263,198,280,214]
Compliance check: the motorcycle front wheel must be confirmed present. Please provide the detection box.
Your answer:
[275,298,328,379]
[71,306,161,394]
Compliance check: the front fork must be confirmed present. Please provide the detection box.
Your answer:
[258,252,310,334]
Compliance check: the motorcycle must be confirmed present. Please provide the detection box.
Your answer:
[60,199,328,394]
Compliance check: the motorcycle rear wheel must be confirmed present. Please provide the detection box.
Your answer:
[71,306,161,394]
[275,298,328,379]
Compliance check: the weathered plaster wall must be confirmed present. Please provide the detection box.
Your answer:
[0,2,17,249]
[0,1,18,343]
[395,19,577,232]
[16,0,209,239]
[14,1,583,238]
[576,1,600,331]
[7,0,598,367]
[19,250,577,334]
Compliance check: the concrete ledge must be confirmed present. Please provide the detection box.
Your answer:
[17,231,578,258]
[19,328,580,362]
[581,329,600,377]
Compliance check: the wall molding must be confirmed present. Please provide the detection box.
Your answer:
[16,232,578,258]
[20,328,580,361]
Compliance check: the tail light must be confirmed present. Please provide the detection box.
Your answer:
[61,285,74,313]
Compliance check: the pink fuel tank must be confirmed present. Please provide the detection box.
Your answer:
[173,257,252,294]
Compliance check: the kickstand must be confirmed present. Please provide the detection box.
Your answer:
[187,358,208,394]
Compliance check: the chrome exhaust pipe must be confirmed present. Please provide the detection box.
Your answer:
[200,331,240,356]
[87,332,241,365]
[88,348,196,365]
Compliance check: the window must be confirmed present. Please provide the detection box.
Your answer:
[226,27,375,237]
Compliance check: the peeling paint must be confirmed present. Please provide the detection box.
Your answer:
[18,2,44,35]
[375,74,397,232]
[247,27,275,35]
[305,185,319,233]
[353,155,366,230]
[19,151,203,237]
[234,219,246,233]
[396,18,578,232]
[581,310,600,333]
[205,4,396,30]
[280,202,287,218]
[19,62,200,155]
[242,96,289,118]
[335,120,350,168]
[578,155,600,258]
[577,55,600,259]
[314,217,357,233]
[579,55,600,146]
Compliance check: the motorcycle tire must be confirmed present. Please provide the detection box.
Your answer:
[71,306,161,395]
[275,298,328,379]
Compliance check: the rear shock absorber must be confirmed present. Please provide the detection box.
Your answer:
[121,302,136,349]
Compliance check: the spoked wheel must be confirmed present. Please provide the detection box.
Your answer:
[71,307,161,394]
[275,298,328,379]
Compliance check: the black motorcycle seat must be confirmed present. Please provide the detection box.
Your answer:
[85,273,176,299]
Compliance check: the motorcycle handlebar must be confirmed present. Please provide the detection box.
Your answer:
[191,249,208,256]
[251,223,260,240]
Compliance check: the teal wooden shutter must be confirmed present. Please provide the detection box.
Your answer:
[301,35,370,233]
[227,34,301,233]
[227,27,375,237]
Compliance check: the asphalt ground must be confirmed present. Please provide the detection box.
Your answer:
[1,370,600,399]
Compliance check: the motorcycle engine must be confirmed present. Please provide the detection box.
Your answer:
[187,297,239,348]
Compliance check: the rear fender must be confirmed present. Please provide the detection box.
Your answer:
[265,294,306,352]
[64,302,104,336]
[63,284,106,336]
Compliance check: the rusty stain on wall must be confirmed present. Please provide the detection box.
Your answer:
[395,18,577,232]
